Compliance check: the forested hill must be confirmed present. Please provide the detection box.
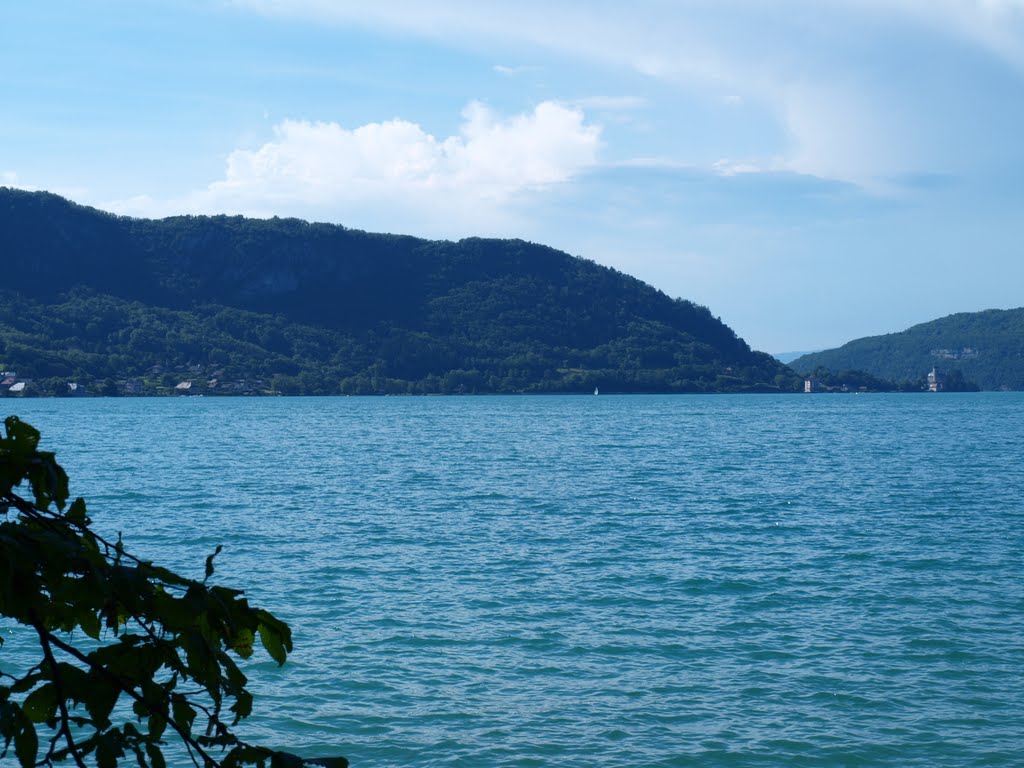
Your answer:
[791,308,1024,391]
[0,188,798,395]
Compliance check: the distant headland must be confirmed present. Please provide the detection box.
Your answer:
[790,309,1023,391]
[0,188,798,396]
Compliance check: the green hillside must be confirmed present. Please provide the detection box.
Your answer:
[791,309,1024,391]
[0,188,799,396]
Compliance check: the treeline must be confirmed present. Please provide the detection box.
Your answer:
[792,308,1024,390]
[0,189,798,397]
[0,290,795,396]
[1,188,751,357]
[0,188,801,395]
[804,366,979,393]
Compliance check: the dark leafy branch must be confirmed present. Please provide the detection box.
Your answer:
[0,416,347,768]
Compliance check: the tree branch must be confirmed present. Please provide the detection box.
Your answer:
[40,630,219,768]
[29,616,87,768]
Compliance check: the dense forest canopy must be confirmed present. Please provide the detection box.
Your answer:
[0,188,798,395]
[791,309,1024,391]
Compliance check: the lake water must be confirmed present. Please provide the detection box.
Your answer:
[4,394,1024,767]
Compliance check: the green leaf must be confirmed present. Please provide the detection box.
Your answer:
[223,744,269,767]
[95,732,122,768]
[305,758,350,768]
[4,416,40,453]
[79,608,102,640]
[13,707,38,767]
[229,691,253,722]
[257,622,288,666]
[231,627,255,659]
[205,545,223,582]
[22,684,56,724]
[270,751,305,768]
[67,496,89,525]
[83,676,120,729]
[146,742,167,768]
[148,711,167,740]
[52,663,90,702]
[170,695,196,735]
[9,672,42,695]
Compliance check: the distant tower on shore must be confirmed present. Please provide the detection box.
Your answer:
[927,367,944,392]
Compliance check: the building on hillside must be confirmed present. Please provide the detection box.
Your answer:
[927,367,944,392]
[804,377,820,393]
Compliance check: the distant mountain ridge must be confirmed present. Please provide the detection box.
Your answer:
[772,350,821,364]
[0,188,798,395]
[790,308,1024,391]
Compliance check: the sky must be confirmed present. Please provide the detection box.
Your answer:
[2,1,1023,354]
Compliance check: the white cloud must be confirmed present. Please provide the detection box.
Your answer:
[771,83,905,187]
[107,101,601,236]
[844,0,1024,70]
[231,0,1024,189]
[255,0,1024,76]
[0,172,78,196]
[234,1,736,86]
[614,157,691,170]
[570,96,647,111]
[712,159,761,177]
[493,64,539,76]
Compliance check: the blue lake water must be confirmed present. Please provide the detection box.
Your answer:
[5,394,1024,766]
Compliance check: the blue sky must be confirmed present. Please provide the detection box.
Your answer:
[3,1,1023,353]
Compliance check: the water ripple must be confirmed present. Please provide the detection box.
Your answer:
[6,393,1024,766]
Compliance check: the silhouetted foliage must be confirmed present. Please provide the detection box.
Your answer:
[0,416,347,767]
